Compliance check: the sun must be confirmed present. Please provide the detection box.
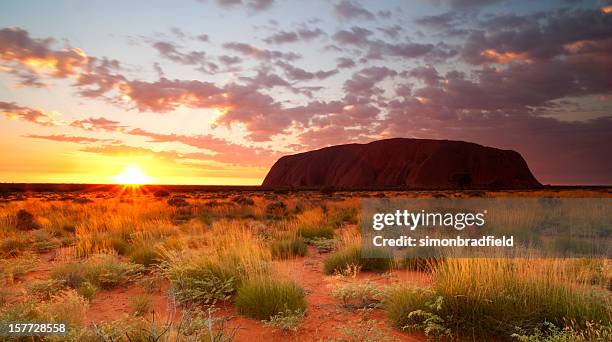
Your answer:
[113,165,151,185]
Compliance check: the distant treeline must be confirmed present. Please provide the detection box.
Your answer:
[0,183,260,193]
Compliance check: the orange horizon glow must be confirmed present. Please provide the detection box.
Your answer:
[113,165,152,185]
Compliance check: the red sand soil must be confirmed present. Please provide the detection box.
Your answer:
[82,245,427,341]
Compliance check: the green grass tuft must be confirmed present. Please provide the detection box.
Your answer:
[236,277,307,320]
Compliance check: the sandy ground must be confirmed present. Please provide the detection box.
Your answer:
[76,245,428,341]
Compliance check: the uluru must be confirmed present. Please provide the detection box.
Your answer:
[262,138,541,189]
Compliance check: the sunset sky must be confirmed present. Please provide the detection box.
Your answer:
[1,0,611,185]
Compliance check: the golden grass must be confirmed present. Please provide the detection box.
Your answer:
[0,190,609,340]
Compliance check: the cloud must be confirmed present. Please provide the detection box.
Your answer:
[0,27,126,96]
[0,27,89,86]
[127,128,280,166]
[215,0,275,12]
[151,41,206,65]
[336,57,356,69]
[297,125,376,151]
[403,60,610,115]
[222,42,301,61]
[276,61,338,81]
[218,55,242,65]
[240,69,291,88]
[264,31,298,45]
[0,101,61,126]
[74,57,125,98]
[25,134,111,144]
[343,66,397,96]
[377,25,403,39]
[118,78,225,112]
[415,12,460,30]
[461,9,612,64]
[405,65,441,86]
[70,117,126,132]
[334,0,374,21]
[332,26,456,61]
[263,27,324,44]
[332,27,373,46]
[433,0,503,10]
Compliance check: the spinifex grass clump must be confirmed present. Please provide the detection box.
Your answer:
[324,245,393,274]
[385,258,612,339]
[51,254,143,291]
[163,252,241,306]
[129,241,161,267]
[295,208,335,239]
[236,277,307,320]
[325,201,359,228]
[433,258,611,336]
[384,286,438,330]
[270,236,308,259]
[162,220,271,305]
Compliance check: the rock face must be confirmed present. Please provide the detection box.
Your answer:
[262,138,541,189]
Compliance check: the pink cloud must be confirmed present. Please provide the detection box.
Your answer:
[25,134,112,144]
[0,101,60,126]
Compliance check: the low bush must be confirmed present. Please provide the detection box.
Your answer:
[324,245,392,275]
[129,242,161,267]
[265,201,287,219]
[236,278,307,320]
[385,288,452,339]
[76,281,98,300]
[26,279,66,301]
[0,236,28,256]
[264,309,305,331]
[30,229,61,252]
[332,281,383,309]
[326,205,358,228]
[270,236,307,259]
[51,254,143,290]
[512,321,612,342]
[384,286,438,330]
[16,209,40,230]
[309,237,336,253]
[42,289,88,326]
